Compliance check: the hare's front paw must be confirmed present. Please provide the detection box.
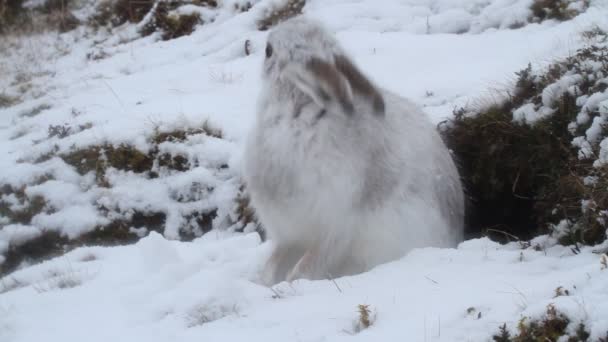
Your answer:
[262,244,307,285]
[286,249,321,282]
[261,247,286,286]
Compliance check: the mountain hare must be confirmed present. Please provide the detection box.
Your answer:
[243,17,464,285]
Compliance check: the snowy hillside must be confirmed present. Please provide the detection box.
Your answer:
[2,0,608,341]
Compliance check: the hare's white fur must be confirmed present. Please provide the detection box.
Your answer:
[243,17,464,285]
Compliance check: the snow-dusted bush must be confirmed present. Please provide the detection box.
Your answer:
[139,2,203,40]
[89,0,220,40]
[256,0,304,30]
[0,122,250,276]
[0,0,80,34]
[530,0,589,22]
[493,304,591,341]
[88,0,306,39]
[443,27,608,246]
[0,0,26,32]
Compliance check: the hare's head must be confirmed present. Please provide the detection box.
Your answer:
[262,17,384,116]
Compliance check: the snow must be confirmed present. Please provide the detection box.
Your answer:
[595,137,608,167]
[572,136,594,159]
[513,102,540,124]
[1,234,608,341]
[2,0,608,341]
[0,224,43,249]
[542,74,582,108]
[514,73,588,125]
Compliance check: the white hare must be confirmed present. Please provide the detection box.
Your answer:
[243,17,464,285]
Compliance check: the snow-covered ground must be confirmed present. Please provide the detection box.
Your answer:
[2,0,608,340]
[2,233,608,341]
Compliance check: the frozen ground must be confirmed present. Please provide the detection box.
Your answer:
[1,0,608,341]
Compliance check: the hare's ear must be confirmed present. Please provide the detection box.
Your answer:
[334,54,385,115]
[285,58,355,115]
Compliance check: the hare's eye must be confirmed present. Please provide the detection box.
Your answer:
[265,43,273,58]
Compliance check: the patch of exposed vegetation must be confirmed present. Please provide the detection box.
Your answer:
[61,143,154,185]
[180,209,217,240]
[0,92,20,108]
[19,103,52,118]
[0,0,26,33]
[78,253,97,262]
[233,1,252,13]
[233,186,263,238]
[530,0,589,22]
[1,121,228,276]
[0,231,65,275]
[441,28,608,246]
[0,210,167,276]
[3,0,221,37]
[91,0,217,40]
[235,191,255,227]
[139,2,202,40]
[151,122,222,143]
[185,302,239,328]
[0,0,80,34]
[493,304,591,342]
[0,177,52,225]
[89,0,153,28]
[47,123,73,139]
[257,0,305,31]
[150,123,224,172]
[54,122,223,182]
[350,304,375,334]
[157,12,201,40]
[34,0,80,33]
